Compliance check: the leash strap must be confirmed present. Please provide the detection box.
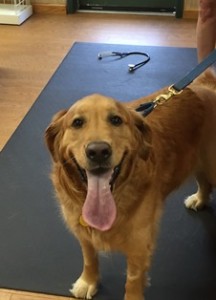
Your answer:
[136,48,216,116]
[173,49,216,91]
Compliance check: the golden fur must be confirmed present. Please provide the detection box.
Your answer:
[45,70,216,300]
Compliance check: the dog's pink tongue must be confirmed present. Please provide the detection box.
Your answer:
[82,170,117,231]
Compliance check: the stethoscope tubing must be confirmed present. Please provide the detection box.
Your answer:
[98,51,150,72]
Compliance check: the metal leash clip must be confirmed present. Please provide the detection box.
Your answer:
[136,85,183,117]
[153,85,183,107]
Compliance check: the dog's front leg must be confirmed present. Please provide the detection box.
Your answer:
[124,254,151,300]
[70,239,99,299]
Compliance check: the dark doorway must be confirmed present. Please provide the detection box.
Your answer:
[69,0,184,17]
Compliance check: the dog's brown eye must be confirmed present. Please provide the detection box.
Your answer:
[109,115,123,126]
[72,118,84,128]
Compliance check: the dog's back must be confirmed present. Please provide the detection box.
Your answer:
[194,68,216,90]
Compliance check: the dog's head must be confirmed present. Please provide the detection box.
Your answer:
[45,94,151,231]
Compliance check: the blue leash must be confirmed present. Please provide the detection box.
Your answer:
[136,49,216,117]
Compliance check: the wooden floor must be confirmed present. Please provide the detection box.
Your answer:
[0,11,197,299]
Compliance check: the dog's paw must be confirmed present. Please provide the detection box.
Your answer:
[146,273,151,287]
[184,194,205,211]
[70,277,98,299]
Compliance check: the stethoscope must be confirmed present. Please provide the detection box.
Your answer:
[98,51,150,72]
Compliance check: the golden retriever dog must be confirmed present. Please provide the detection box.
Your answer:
[45,70,216,300]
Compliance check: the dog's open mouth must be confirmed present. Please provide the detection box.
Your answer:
[73,157,124,190]
[73,156,125,231]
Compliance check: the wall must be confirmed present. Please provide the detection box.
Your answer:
[183,0,198,18]
[31,0,65,4]
[184,0,198,11]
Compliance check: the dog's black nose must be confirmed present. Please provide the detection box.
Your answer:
[86,142,112,163]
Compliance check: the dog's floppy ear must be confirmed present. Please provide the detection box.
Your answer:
[45,110,68,162]
[131,110,152,160]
